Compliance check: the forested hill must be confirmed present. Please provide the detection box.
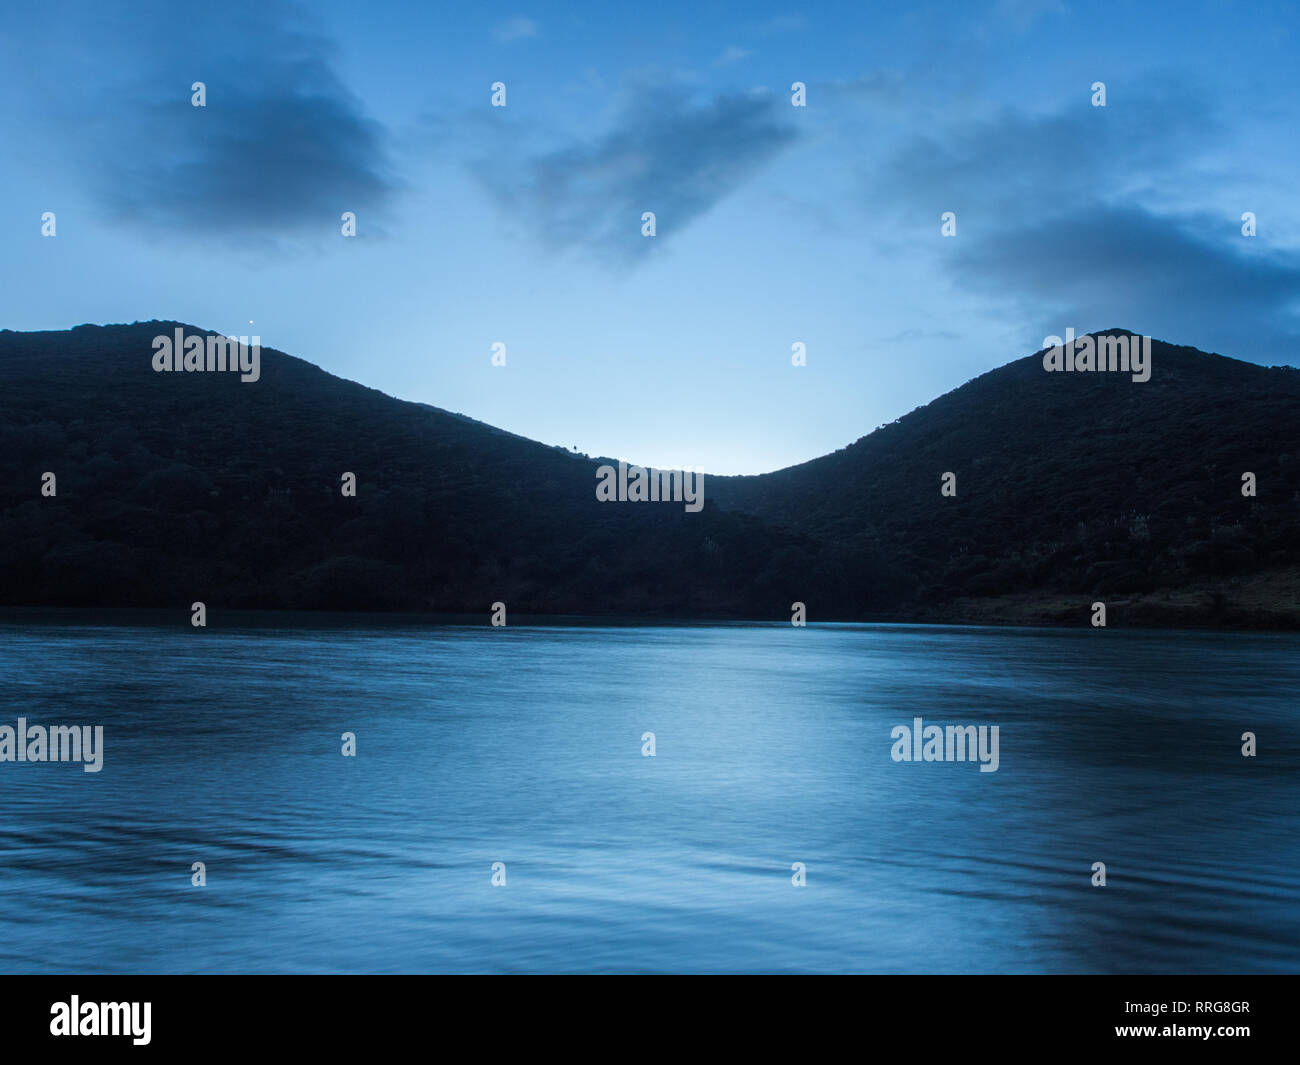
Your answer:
[2,323,1297,626]
[709,331,1300,625]
[0,322,839,616]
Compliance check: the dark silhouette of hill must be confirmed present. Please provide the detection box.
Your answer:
[709,331,1300,626]
[0,322,849,617]
[1,323,1297,626]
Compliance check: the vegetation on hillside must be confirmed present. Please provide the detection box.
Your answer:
[3,324,1296,626]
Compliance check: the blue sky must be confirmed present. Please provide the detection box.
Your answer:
[2,0,1298,473]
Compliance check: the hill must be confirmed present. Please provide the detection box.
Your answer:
[2,323,1297,626]
[0,322,846,617]
[710,331,1300,626]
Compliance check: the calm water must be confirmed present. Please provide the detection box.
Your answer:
[1,616,1297,974]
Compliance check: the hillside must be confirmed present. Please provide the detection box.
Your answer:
[0,322,848,617]
[2,323,1297,626]
[710,331,1300,626]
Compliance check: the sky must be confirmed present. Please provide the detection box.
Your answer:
[2,0,1298,474]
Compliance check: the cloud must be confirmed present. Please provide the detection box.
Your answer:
[861,88,1300,359]
[991,0,1067,33]
[495,16,539,43]
[874,90,1213,220]
[712,46,753,67]
[473,85,798,266]
[753,15,808,35]
[72,1,398,243]
[883,328,963,344]
[951,206,1300,356]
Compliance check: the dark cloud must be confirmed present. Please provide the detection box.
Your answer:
[79,2,398,242]
[876,88,1215,221]
[952,206,1300,358]
[864,89,1300,360]
[474,85,798,266]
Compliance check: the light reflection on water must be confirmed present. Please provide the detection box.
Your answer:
[1,617,1296,973]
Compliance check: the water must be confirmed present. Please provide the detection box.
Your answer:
[1,615,1297,974]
